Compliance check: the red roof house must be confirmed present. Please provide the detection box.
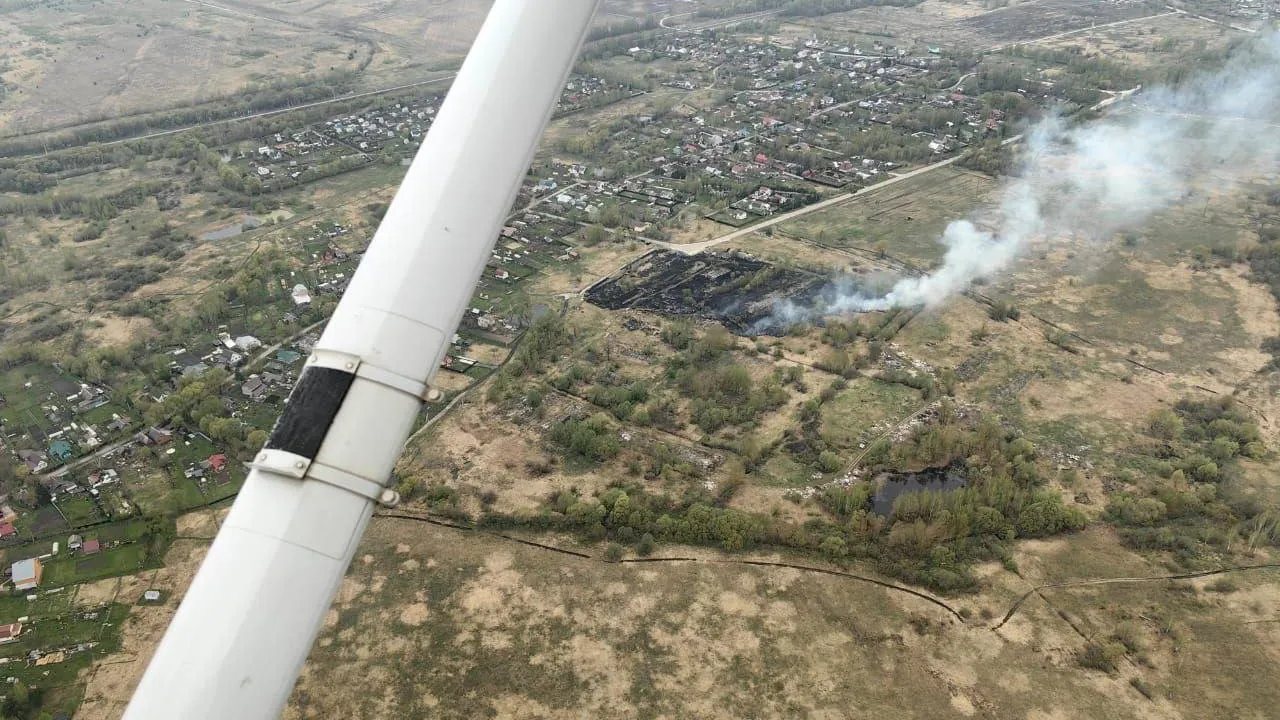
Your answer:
[82,539,101,555]
[0,523,15,539]
[208,454,228,472]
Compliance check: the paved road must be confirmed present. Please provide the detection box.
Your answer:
[16,76,456,151]
[661,9,784,32]
[181,0,282,24]
[660,84,1143,257]
[45,315,332,477]
[658,11,694,28]
[808,72,971,123]
[42,437,133,479]
[652,146,990,256]
[808,95,871,122]
[1168,4,1258,33]
[243,317,328,375]
[945,72,975,91]
[517,168,653,216]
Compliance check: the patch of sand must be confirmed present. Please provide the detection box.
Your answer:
[1219,263,1280,342]
[86,315,156,348]
[76,538,212,719]
[950,693,977,716]
[463,343,510,365]
[398,603,429,627]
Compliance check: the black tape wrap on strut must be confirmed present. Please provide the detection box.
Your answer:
[265,366,356,459]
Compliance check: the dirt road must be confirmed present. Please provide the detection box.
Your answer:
[653,149,978,256]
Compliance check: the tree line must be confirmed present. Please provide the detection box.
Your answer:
[481,406,1086,593]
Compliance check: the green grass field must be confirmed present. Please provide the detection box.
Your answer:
[56,496,103,527]
[41,543,147,587]
[79,401,131,427]
[0,588,74,622]
[819,376,923,450]
[779,167,996,267]
[169,476,208,512]
[201,476,244,503]
[95,519,148,544]
[0,363,64,427]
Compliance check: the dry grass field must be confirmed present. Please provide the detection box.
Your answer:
[0,0,367,133]
[0,0,678,135]
[274,519,1280,719]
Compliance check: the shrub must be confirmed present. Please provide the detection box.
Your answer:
[505,313,569,377]
[1076,642,1123,672]
[1110,496,1167,526]
[987,299,1020,321]
[1112,622,1143,653]
[424,484,459,511]
[636,532,656,556]
[1146,408,1183,440]
[816,348,853,375]
[817,450,843,473]
[1205,577,1238,593]
[549,414,621,462]
[1044,329,1078,354]
[603,543,624,562]
[1017,496,1086,538]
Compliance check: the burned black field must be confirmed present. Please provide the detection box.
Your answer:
[585,250,830,334]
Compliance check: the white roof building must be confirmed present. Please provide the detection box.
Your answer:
[234,336,263,352]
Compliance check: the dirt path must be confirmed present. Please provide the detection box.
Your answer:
[991,562,1280,630]
[840,399,936,477]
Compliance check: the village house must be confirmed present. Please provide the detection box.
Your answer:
[11,558,42,591]
[206,454,228,473]
[88,469,119,489]
[135,426,174,446]
[47,439,73,463]
[41,477,79,500]
[241,376,269,401]
[16,450,47,474]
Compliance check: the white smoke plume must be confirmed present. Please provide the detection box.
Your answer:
[772,31,1280,320]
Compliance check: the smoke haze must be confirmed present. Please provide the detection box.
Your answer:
[771,32,1280,322]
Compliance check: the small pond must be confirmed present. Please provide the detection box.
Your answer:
[871,464,967,516]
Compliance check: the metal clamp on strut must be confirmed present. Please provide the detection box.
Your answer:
[248,450,400,508]
[306,349,444,403]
